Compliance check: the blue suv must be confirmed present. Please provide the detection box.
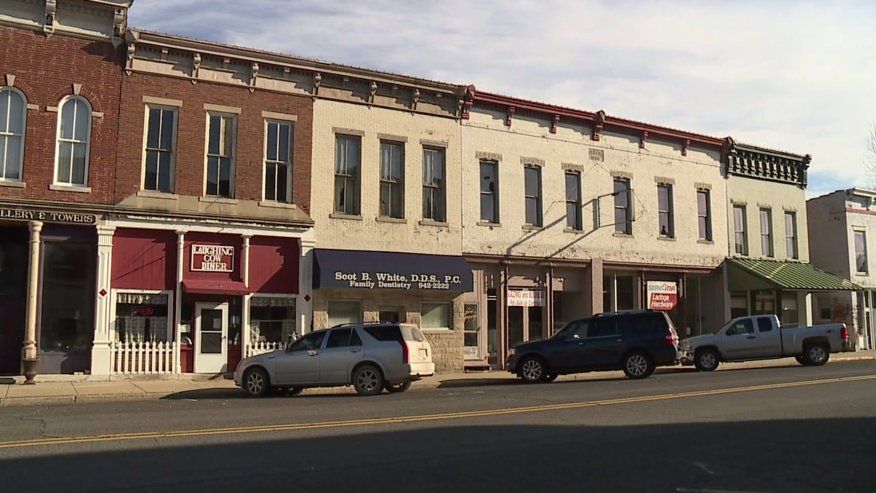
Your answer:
[506,310,680,382]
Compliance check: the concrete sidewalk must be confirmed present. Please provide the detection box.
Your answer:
[1,351,873,407]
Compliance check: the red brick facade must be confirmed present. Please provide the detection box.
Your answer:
[0,27,123,205]
[116,73,313,212]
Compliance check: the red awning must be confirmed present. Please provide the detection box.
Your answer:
[182,279,250,295]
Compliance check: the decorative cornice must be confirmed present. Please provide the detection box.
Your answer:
[725,138,810,188]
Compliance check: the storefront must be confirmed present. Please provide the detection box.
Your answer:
[0,205,101,376]
[311,248,472,372]
[101,219,313,375]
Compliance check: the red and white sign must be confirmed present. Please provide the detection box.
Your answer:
[647,281,678,311]
[191,244,234,272]
[507,289,545,307]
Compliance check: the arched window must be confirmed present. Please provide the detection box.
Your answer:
[55,96,92,187]
[0,87,26,181]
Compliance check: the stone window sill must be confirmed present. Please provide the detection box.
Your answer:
[422,328,453,333]
[613,232,634,238]
[330,212,363,221]
[50,184,91,193]
[0,180,25,189]
[478,221,501,228]
[419,219,448,227]
[657,236,676,241]
[138,190,178,200]
[563,227,583,234]
[259,200,297,210]
[522,224,543,231]
[697,239,715,244]
[376,216,406,224]
[199,196,238,205]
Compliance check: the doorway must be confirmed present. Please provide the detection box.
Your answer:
[507,289,545,350]
[195,302,228,373]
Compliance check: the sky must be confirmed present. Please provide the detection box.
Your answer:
[129,0,876,196]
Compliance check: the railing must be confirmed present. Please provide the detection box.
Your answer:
[112,341,175,375]
[245,341,284,358]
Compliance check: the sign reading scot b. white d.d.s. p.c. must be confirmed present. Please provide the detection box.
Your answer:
[333,270,463,291]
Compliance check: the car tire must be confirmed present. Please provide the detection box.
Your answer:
[385,380,412,393]
[694,348,720,372]
[544,373,558,383]
[518,356,547,383]
[352,364,385,396]
[802,343,830,366]
[288,386,304,396]
[622,352,655,379]
[794,355,806,365]
[243,367,271,397]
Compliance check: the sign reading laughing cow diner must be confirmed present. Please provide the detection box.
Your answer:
[191,245,234,272]
[646,281,678,311]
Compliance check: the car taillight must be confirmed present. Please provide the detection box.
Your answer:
[665,331,678,346]
[841,325,849,341]
[399,340,409,364]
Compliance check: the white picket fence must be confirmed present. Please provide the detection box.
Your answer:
[245,341,284,358]
[112,341,175,375]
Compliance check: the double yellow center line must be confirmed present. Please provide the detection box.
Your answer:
[1,374,873,450]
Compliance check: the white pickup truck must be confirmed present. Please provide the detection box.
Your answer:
[679,314,852,371]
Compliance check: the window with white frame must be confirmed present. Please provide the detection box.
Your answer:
[113,292,171,342]
[264,120,293,203]
[733,204,748,255]
[143,105,177,193]
[760,208,773,257]
[0,87,26,181]
[421,302,451,329]
[205,113,236,198]
[784,211,798,259]
[422,147,446,222]
[249,296,296,344]
[55,96,91,187]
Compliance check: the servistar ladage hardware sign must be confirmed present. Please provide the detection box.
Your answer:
[646,281,678,311]
[191,245,235,272]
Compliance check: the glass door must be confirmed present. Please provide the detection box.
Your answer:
[195,302,228,373]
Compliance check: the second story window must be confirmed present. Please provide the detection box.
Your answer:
[657,183,673,238]
[55,96,91,187]
[733,204,748,254]
[565,170,582,230]
[205,113,236,198]
[855,231,868,274]
[785,211,798,259]
[422,147,446,222]
[379,141,404,218]
[480,160,499,223]
[524,165,542,227]
[334,134,361,215]
[613,178,631,234]
[264,121,293,203]
[143,106,176,193]
[697,189,712,241]
[760,208,773,257]
[0,87,25,182]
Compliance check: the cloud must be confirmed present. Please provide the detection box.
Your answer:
[129,0,876,194]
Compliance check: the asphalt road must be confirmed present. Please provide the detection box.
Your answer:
[0,361,874,493]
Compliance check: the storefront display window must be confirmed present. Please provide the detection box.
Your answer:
[463,303,479,358]
[754,291,776,316]
[730,292,748,319]
[40,241,94,353]
[421,302,450,329]
[114,292,171,342]
[328,300,361,326]
[780,292,799,327]
[250,296,296,344]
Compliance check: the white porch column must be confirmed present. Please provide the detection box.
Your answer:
[21,221,43,365]
[241,234,252,357]
[174,230,185,374]
[90,224,116,376]
[297,234,316,337]
[799,291,813,328]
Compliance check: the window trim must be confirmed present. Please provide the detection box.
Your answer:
[855,230,868,274]
[262,118,294,203]
[141,103,179,194]
[334,133,362,215]
[0,86,27,183]
[53,95,92,188]
[480,159,500,224]
[784,211,798,259]
[613,177,632,235]
[109,288,174,343]
[203,111,237,198]
[759,208,773,257]
[422,146,446,222]
[733,204,748,255]
[657,183,674,238]
[565,170,582,230]
[524,164,543,227]
[379,139,405,219]
[696,188,712,241]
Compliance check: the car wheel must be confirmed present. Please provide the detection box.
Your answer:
[518,356,547,383]
[243,367,270,397]
[544,373,558,383]
[622,352,654,379]
[288,386,304,396]
[352,364,385,396]
[385,380,412,393]
[802,344,830,366]
[694,349,720,372]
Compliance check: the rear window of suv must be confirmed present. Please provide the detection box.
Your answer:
[364,325,403,342]
[620,313,669,334]
[401,325,426,342]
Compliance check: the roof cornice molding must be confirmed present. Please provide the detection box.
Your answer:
[725,137,810,188]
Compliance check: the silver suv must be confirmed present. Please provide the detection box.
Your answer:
[234,323,435,397]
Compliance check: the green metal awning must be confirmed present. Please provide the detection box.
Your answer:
[728,258,860,291]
